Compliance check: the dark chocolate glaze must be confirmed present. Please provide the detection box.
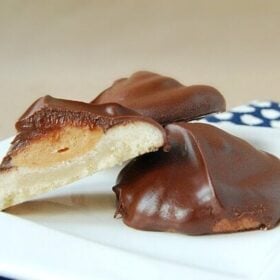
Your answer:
[0,95,165,170]
[113,123,280,235]
[91,71,226,124]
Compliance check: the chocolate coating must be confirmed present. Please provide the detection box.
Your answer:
[113,123,280,235]
[91,71,226,124]
[0,95,165,170]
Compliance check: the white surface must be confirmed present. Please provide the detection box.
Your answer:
[0,123,280,280]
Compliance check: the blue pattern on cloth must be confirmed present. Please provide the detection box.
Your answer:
[204,100,280,128]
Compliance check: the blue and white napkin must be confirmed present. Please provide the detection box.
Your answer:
[205,100,280,128]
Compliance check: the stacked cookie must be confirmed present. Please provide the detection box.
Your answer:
[0,71,279,235]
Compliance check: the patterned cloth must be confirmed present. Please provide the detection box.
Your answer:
[205,100,280,128]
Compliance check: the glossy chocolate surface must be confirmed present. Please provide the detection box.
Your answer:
[91,71,226,124]
[113,123,280,235]
[0,95,165,170]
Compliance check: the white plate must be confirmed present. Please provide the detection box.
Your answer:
[0,123,280,280]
